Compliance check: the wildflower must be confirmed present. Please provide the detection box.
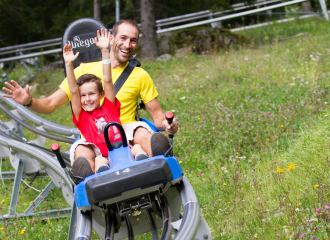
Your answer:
[0,115,3,117]
[13,223,17,226]
[20,229,26,235]
[0,227,3,230]
[28,220,31,224]
[297,203,301,207]
[198,118,201,120]
[179,161,182,164]
[33,219,37,223]
[276,234,280,238]
[281,125,283,127]
[223,183,227,186]
[218,199,221,202]
[295,208,300,212]
[312,236,315,239]
[325,205,330,210]
[316,208,321,213]
[315,185,319,188]
[300,234,304,238]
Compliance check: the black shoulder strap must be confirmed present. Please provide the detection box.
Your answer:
[114,59,141,95]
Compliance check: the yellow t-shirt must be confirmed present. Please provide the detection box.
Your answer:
[59,61,158,125]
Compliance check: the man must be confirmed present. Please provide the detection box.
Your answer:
[2,19,178,174]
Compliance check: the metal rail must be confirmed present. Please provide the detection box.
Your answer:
[0,135,72,188]
[0,38,61,53]
[1,0,320,65]
[173,176,200,240]
[156,0,283,28]
[0,48,61,64]
[0,91,80,137]
[0,102,75,143]
[157,0,308,34]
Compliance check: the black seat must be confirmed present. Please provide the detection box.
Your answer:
[62,17,109,76]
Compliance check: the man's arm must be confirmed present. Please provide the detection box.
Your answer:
[2,80,69,114]
[145,98,178,135]
[30,89,69,114]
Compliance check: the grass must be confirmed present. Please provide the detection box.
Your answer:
[1,16,330,239]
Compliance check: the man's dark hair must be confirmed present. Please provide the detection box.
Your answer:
[112,19,139,37]
[76,74,103,93]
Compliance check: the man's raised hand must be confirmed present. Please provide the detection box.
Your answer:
[63,44,79,64]
[95,28,110,51]
[2,80,31,105]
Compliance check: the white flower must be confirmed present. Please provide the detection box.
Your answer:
[295,208,300,212]
[290,83,295,86]
[180,96,186,100]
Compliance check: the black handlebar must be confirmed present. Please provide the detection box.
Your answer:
[165,111,174,139]
[51,143,67,168]
[104,122,128,151]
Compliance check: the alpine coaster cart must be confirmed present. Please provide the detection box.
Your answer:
[0,18,211,240]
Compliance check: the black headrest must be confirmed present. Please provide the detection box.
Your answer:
[62,18,109,76]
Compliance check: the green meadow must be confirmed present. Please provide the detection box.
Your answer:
[1,16,330,239]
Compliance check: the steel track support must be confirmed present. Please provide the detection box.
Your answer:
[1,207,72,222]
[24,180,55,213]
[8,158,24,216]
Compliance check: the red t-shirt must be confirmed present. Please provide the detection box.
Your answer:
[73,98,122,157]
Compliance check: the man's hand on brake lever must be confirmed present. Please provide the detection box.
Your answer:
[162,117,178,136]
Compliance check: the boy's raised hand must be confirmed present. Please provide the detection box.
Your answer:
[95,29,110,50]
[63,44,79,64]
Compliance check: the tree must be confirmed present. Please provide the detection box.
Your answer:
[94,0,101,20]
[140,0,159,60]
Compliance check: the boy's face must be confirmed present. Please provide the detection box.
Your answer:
[79,82,104,112]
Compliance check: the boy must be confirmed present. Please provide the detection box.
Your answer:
[64,29,148,177]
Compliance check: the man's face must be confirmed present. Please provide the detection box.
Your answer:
[110,23,139,63]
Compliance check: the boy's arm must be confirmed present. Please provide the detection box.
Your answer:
[95,29,115,105]
[63,44,81,120]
